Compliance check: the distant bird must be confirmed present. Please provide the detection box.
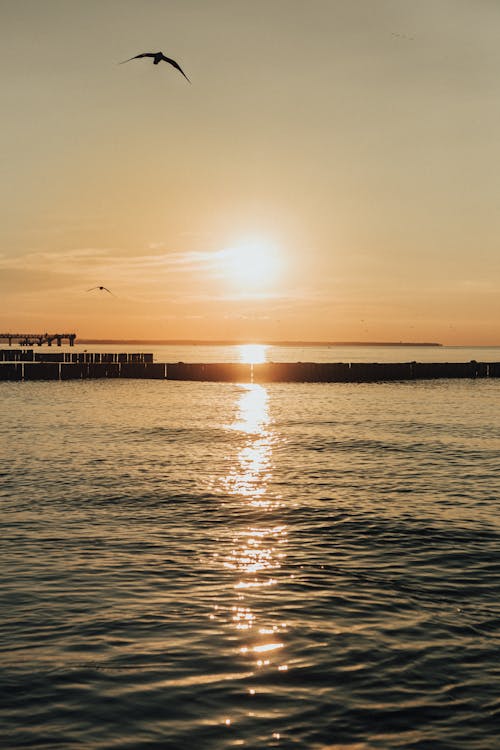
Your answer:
[391,32,415,41]
[119,52,190,82]
[87,286,114,295]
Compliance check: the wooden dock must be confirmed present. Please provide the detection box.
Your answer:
[0,350,499,382]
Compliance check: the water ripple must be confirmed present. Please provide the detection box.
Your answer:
[0,379,499,748]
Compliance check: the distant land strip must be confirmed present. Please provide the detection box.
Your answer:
[77,339,443,347]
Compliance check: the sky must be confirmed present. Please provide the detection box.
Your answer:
[1,0,500,344]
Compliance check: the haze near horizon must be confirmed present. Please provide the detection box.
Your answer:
[1,0,499,345]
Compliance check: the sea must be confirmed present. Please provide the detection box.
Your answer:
[1,344,499,749]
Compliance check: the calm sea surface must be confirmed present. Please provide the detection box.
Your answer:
[1,346,499,749]
[73,342,500,364]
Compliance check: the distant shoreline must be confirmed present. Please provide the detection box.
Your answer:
[76,339,443,347]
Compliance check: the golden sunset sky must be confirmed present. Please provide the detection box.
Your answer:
[1,0,500,343]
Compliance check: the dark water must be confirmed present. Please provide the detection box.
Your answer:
[1,373,499,748]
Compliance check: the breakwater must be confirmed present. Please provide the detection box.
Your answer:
[0,350,499,382]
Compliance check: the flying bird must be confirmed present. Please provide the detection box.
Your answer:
[87,286,114,295]
[119,52,190,82]
[391,32,415,41]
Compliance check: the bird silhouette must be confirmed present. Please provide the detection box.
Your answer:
[391,32,415,41]
[119,52,190,82]
[87,286,114,295]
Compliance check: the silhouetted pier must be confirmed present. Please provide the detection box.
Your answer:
[0,332,76,347]
[0,350,499,382]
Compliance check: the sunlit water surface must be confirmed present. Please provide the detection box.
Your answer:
[70,342,500,364]
[1,356,499,749]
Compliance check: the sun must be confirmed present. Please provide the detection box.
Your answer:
[220,238,281,290]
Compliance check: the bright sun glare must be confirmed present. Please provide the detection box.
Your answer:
[239,344,267,364]
[220,239,281,290]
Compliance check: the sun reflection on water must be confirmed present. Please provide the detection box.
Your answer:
[221,384,274,502]
[212,383,289,676]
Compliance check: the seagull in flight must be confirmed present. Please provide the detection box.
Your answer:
[87,286,114,295]
[119,52,190,82]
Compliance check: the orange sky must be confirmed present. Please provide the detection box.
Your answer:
[1,0,499,344]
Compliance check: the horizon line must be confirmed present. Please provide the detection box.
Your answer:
[76,338,444,347]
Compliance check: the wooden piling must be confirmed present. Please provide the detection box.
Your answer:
[167,363,251,382]
[0,363,22,380]
[60,363,86,380]
[23,363,60,380]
